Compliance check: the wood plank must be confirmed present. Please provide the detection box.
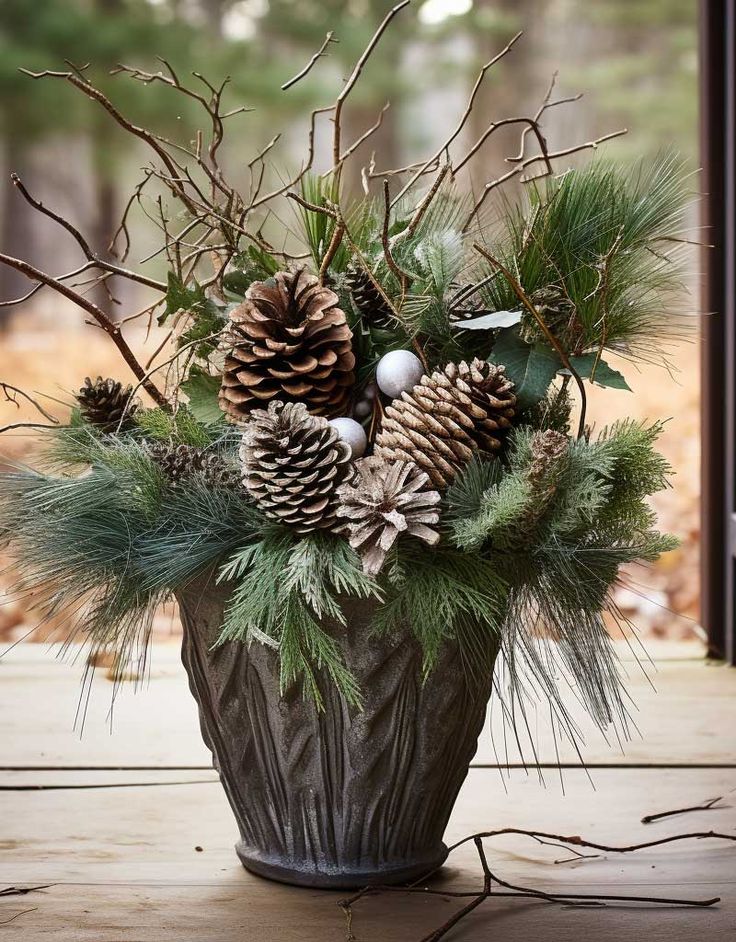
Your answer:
[1,642,734,769]
[1,768,734,940]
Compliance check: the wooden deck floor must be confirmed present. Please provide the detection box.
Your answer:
[1,641,735,941]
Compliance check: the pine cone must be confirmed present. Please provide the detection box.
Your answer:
[447,280,484,320]
[148,442,240,488]
[218,268,355,423]
[375,358,516,490]
[526,429,569,495]
[520,285,581,349]
[344,264,396,330]
[76,377,139,433]
[509,429,570,544]
[337,458,440,575]
[240,400,353,534]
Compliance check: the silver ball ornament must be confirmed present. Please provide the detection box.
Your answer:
[353,399,372,419]
[328,416,368,458]
[375,350,425,399]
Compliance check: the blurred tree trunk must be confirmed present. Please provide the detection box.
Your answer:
[90,0,123,312]
[199,0,230,37]
[341,104,400,200]
[467,0,544,199]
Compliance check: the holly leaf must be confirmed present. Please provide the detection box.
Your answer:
[161,272,208,325]
[454,309,522,331]
[491,327,561,408]
[563,354,631,391]
[179,371,224,426]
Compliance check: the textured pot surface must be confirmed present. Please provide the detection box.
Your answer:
[177,577,496,889]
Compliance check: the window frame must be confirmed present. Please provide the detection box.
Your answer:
[700,0,736,663]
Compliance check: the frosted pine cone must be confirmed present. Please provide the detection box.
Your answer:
[336,458,440,575]
[375,358,516,489]
[240,400,353,534]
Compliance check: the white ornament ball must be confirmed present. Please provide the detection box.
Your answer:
[328,417,368,458]
[375,350,424,399]
[353,399,372,419]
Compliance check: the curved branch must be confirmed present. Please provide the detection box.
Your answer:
[463,128,627,231]
[332,1,410,167]
[0,253,168,408]
[391,30,524,206]
[473,243,587,437]
[281,31,337,91]
[20,68,201,216]
[11,174,166,292]
[1,384,59,423]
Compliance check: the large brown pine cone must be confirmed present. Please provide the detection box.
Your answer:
[76,377,139,433]
[240,400,353,534]
[375,358,516,489]
[218,269,355,423]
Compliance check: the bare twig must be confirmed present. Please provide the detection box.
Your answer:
[1,384,59,424]
[464,128,627,230]
[287,191,337,219]
[281,31,336,91]
[381,179,412,292]
[318,220,346,284]
[472,243,588,437]
[0,281,44,308]
[327,103,391,174]
[247,134,282,169]
[642,796,725,825]
[250,105,335,209]
[454,116,552,174]
[20,68,204,217]
[333,1,410,168]
[0,421,61,435]
[0,885,54,897]
[0,908,38,926]
[340,826,734,942]
[397,164,451,241]
[0,253,167,407]
[392,31,524,206]
[11,174,166,292]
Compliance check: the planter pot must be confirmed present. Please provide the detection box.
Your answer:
[177,577,497,889]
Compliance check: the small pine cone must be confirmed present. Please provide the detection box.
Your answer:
[527,429,569,494]
[510,429,570,543]
[148,442,240,488]
[375,358,516,490]
[520,285,582,349]
[240,400,353,534]
[521,386,572,435]
[344,264,396,330]
[76,377,139,433]
[447,280,484,320]
[219,268,355,423]
[336,458,440,575]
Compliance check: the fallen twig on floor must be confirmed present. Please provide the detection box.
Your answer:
[339,827,736,942]
[0,885,54,897]
[0,907,37,926]
[642,796,725,824]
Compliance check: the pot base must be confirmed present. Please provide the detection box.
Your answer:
[235,840,449,890]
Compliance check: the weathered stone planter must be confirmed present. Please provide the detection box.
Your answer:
[177,577,497,889]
